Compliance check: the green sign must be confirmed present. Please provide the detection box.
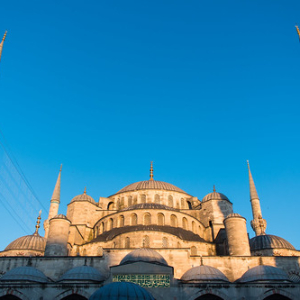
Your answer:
[113,274,170,288]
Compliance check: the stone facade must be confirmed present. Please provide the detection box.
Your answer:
[0,165,300,300]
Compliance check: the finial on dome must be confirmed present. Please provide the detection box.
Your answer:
[213,185,216,192]
[35,210,42,234]
[149,161,154,181]
[84,186,87,194]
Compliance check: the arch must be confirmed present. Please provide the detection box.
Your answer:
[125,237,130,248]
[107,202,114,210]
[143,235,150,248]
[117,198,121,210]
[187,290,229,300]
[120,197,125,209]
[108,218,114,230]
[143,213,151,225]
[118,215,124,227]
[181,198,185,209]
[191,246,197,256]
[141,194,146,203]
[128,196,133,207]
[0,290,29,300]
[162,237,168,248]
[168,195,173,207]
[170,214,178,227]
[131,213,137,225]
[192,221,196,233]
[263,296,291,300]
[100,222,104,234]
[259,289,294,300]
[155,194,160,204]
[133,196,138,205]
[187,200,192,209]
[182,217,188,230]
[157,213,165,226]
[55,289,90,300]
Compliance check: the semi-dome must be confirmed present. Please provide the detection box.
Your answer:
[250,235,295,251]
[4,233,46,253]
[59,266,105,282]
[202,189,230,202]
[89,282,155,300]
[70,188,96,204]
[114,180,189,195]
[239,265,290,283]
[181,265,229,282]
[120,248,168,266]
[0,266,48,283]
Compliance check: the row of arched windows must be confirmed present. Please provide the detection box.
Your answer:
[96,213,201,236]
[108,195,192,210]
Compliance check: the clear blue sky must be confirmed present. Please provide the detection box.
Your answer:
[0,1,300,251]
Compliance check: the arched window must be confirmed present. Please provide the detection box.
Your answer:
[177,242,181,248]
[108,218,114,230]
[187,201,192,209]
[144,213,151,225]
[157,213,165,226]
[128,196,133,207]
[131,213,137,225]
[191,246,197,256]
[141,194,146,203]
[113,242,116,248]
[182,217,188,230]
[107,202,114,210]
[170,214,178,227]
[155,194,160,204]
[168,195,173,207]
[120,197,125,209]
[162,237,168,248]
[119,215,124,227]
[100,222,104,234]
[143,235,150,248]
[125,237,130,248]
[60,295,88,300]
[133,196,138,205]
[192,221,196,233]
[181,198,185,209]
[117,198,121,210]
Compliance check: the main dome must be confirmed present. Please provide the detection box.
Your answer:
[114,180,189,195]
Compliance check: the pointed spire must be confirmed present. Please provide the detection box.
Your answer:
[213,185,216,192]
[0,31,7,62]
[34,210,42,235]
[247,160,259,200]
[51,165,62,203]
[149,161,154,181]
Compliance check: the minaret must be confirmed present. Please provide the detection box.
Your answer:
[44,165,62,238]
[247,161,266,236]
[0,31,7,62]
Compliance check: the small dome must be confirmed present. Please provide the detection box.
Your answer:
[121,203,177,211]
[202,191,230,202]
[51,214,69,220]
[59,266,105,282]
[239,265,290,283]
[224,213,245,221]
[71,189,96,204]
[4,233,46,252]
[181,265,229,282]
[250,235,295,251]
[90,282,155,300]
[114,180,189,195]
[0,266,48,283]
[120,248,168,266]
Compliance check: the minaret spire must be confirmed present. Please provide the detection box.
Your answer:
[34,210,42,235]
[44,165,62,238]
[149,161,154,181]
[0,31,7,62]
[247,161,266,236]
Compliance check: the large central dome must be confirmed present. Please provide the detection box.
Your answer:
[114,180,189,195]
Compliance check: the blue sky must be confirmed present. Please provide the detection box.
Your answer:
[0,0,300,251]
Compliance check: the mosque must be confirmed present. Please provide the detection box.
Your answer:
[0,162,300,300]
